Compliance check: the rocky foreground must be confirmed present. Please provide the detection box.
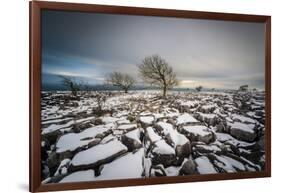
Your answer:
[41,90,265,183]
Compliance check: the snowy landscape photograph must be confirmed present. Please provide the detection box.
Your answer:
[40,10,266,184]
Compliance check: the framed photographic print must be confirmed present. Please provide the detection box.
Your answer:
[30,1,271,192]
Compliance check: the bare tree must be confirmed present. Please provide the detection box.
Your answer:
[138,55,178,97]
[195,85,203,92]
[59,75,80,96]
[95,93,107,112]
[106,72,135,93]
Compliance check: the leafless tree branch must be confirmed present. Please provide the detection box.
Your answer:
[138,55,178,97]
[106,72,135,93]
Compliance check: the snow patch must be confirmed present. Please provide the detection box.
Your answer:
[71,139,127,166]
[176,113,199,125]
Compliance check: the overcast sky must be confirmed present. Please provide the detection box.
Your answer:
[42,10,265,89]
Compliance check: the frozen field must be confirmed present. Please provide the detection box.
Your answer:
[40,90,265,183]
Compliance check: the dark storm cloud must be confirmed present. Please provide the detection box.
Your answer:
[42,10,265,89]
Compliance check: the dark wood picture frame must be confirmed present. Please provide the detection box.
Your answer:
[30,1,271,192]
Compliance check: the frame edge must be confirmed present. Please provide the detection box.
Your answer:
[264,16,271,177]
[29,1,272,192]
[30,1,42,192]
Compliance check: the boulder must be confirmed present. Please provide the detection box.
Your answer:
[180,125,215,144]
[139,116,155,128]
[151,140,176,167]
[121,134,142,152]
[239,149,264,165]
[54,158,71,177]
[195,113,218,126]
[42,130,62,145]
[175,141,191,158]
[152,153,175,168]
[193,144,222,155]
[87,138,102,148]
[207,154,246,173]
[150,165,167,177]
[176,113,200,126]
[177,101,198,113]
[145,127,162,144]
[155,122,191,158]
[231,114,256,124]
[56,125,112,155]
[47,151,60,176]
[194,156,218,174]
[228,122,257,142]
[69,139,128,172]
[117,124,138,132]
[180,159,198,175]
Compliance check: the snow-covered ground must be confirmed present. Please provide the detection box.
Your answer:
[40,90,265,183]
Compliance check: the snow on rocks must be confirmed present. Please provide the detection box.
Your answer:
[195,156,217,174]
[165,166,182,176]
[125,129,142,144]
[60,170,95,183]
[69,139,128,171]
[213,155,246,172]
[94,148,145,180]
[139,116,155,127]
[152,140,175,155]
[180,125,215,144]
[199,104,217,113]
[41,90,265,183]
[151,140,176,167]
[54,158,71,177]
[121,129,142,151]
[194,112,218,126]
[155,121,191,158]
[154,122,174,134]
[117,118,131,125]
[117,124,138,131]
[162,108,180,118]
[56,124,113,154]
[42,116,96,144]
[42,117,73,125]
[42,120,74,135]
[176,113,199,126]
[215,132,255,147]
[101,116,119,124]
[231,114,256,124]
[193,143,222,155]
[145,127,162,143]
[178,100,199,112]
[228,122,257,142]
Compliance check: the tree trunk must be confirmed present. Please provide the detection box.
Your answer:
[163,86,167,97]
[124,88,128,93]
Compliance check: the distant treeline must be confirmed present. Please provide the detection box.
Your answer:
[42,83,155,91]
[42,83,231,92]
